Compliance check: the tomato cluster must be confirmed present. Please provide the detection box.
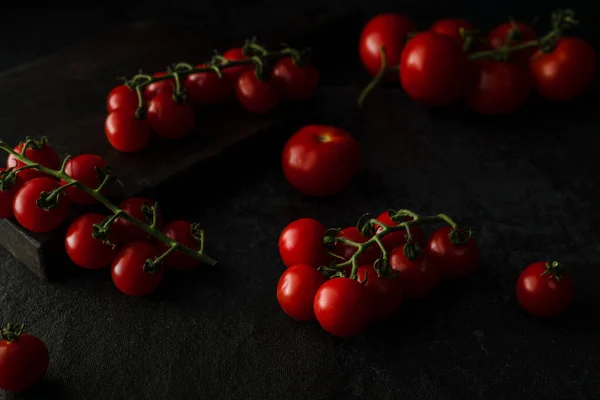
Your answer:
[0,137,216,297]
[105,39,319,153]
[0,323,48,392]
[276,210,479,337]
[358,9,597,114]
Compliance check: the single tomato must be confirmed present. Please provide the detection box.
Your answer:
[61,154,110,205]
[157,220,202,271]
[65,213,118,269]
[236,70,280,113]
[389,243,441,298]
[516,261,574,317]
[0,168,24,218]
[111,197,163,245]
[13,177,71,233]
[427,226,478,279]
[282,125,361,197]
[147,93,195,139]
[487,21,537,64]
[107,84,138,113]
[185,64,232,105]
[271,57,319,100]
[278,218,331,268]
[277,264,327,321]
[356,265,403,320]
[6,139,60,182]
[105,110,151,153]
[111,241,163,296]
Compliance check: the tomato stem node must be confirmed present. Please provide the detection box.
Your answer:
[1,323,25,342]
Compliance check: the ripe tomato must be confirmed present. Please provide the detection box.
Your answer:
[65,213,118,269]
[6,139,60,182]
[277,264,327,321]
[359,13,416,79]
[61,154,109,205]
[278,218,331,268]
[375,211,424,251]
[314,277,371,337]
[236,70,280,113]
[147,93,195,139]
[13,177,71,233]
[400,31,469,106]
[487,22,537,64]
[184,64,232,105]
[111,197,163,245]
[222,48,251,85]
[282,125,361,197]
[144,72,173,100]
[427,226,478,279]
[0,168,24,219]
[529,37,597,102]
[389,244,440,298]
[105,110,150,153]
[271,57,319,100]
[157,220,202,270]
[516,261,574,317]
[107,84,138,113]
[111,241,163,296]
[333,227,378,266]
[356,265,403,320]
[467,59,531,115]
[430,18,474,44]
[0,325,49,392]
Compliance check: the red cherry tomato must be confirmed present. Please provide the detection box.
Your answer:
[111,197,163,245]
[271,57,319,100]
[111,241,163,296]
[144,72,173,100]
[488,22,537,64]
[277,264,327,321]
[467,59,531,115]
[389,244,441,298]
[278,218,331,268]
[107,84,138,113]
[0,168,24,219]
[236,70,280,113]
[6,139,60,182]
[222,48,251,85]
[529,37,597,102]
[516,261,574,317]
[65,213,118,269]
[430,18,474,43]
[333,226,378,266]
[0,326,49,392]
[314,277,371,337]
[359,13,417,80]
[147,93,195,139]
[156,220,202,271]
[356,265,403,320]
[375,211,424,251]
[61,154,109,205]
[427,226,478,279]
[184,64,232,105]
[105,110,151,153]
[13,177,71,233]
[400,31,469,106]
[282,125,361,197]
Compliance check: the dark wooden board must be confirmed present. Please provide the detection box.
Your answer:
[0,9,361,279]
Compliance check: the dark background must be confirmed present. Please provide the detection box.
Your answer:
[1,2,600,399]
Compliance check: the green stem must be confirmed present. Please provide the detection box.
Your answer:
[358,46,390,107]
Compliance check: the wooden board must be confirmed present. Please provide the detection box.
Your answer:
[0,9,361,279]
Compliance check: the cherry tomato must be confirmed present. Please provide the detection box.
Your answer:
[467,59,531,115]
[516,261,574,317]
[184,64,232,105]
[222,48,251,85]
[282,125,361,197]
[271,57,319,100]
[389,244,441,298]
[144,72,173,100]
[61,154,109,205]
[427,226,478,279]
[400,31,469,106]
[278,218,331,268]
[314,277,371,337]
[105,110,150,153]
[107,84,138,113]
[0,325,49,392]
[333,227,378,266]
[236,70,280,113]
[147,93,195,139]
[156,220,202,271]
[65,213,118,269]
[111,241,163,296]
[359,13,417,80]
[375,211,424,252]
[13,177,71,233]
[356,265,403,320]
[277,264,327,321]
[0,168,24,219]
[487,22,537,64]
[6,139,60,182]
[111,197,163,245]
[529,37,597,102]
[430,18,474,44]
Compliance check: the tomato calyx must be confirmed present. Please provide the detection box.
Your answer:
[91,213,120,247]
[448,227,473,246]
[190,223,205,255]
[20,136,49,152]
[541,260,567,281]
[357,212,376,237]
[36,183,74,211]
[1,323,25,343]
[141,202,161,228]
[0,168,19,191]
[403,241,421,260]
